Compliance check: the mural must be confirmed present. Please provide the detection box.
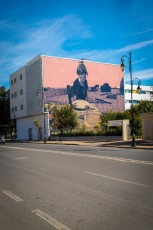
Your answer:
[42,56,124,130]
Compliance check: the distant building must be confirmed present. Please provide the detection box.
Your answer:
[125,84,153,110]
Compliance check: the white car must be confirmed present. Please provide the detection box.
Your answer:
[0,136,5,144]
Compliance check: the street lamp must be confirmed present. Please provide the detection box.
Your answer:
[37,88,47,144]
[120,52,141,147]
[133,78,141,94]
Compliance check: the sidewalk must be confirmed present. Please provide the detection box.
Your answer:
[6,139,153,150]
[45,139,153,150]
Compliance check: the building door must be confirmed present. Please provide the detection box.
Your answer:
[28,128,33,140]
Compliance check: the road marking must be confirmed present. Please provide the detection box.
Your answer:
[1,146,153,166]
[0,153,28,160]
[32,209,71,230]
[14,157,28,160]
[83,171,148,187]
[2,190,24,202]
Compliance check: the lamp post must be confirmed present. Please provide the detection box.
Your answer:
[120,52,141,147]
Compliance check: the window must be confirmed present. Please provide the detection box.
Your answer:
[20,89,23,95]
[20,74,22,80]
[12,107,14,113]
[11,80,13,85]
[126,100,138,104]
[14,78,16,84]
[125,100,130,103]
[14,92,17,97]
[11,94,14,99]
[15,106,17,112]
[146,91,150,94]
[20,104,23,110]
[133,100,138,104]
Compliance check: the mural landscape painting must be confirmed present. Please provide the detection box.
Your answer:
[42,56,124,129]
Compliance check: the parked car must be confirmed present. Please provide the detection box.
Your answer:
[0,136,5,144]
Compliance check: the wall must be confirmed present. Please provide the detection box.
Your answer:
[17,114,49,140]
[42,56,123,89]
[42,56,124,130]
[10,66,27,119]
[26,55,43,116]
[10,55,125,139]
[142,113,153,141]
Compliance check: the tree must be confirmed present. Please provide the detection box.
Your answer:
[33,116,42,141]
[100,111,130,134]
[52,105,78,134]
[137,100,153,113]
[0,86,10,136]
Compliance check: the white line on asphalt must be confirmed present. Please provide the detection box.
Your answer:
[32,209,71,230]
[0,153,15,158]
[83,171,148,187]
[2,190,24,202]
[1,145,153,166]
[14,157,28,160]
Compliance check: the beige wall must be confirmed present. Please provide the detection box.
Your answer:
[142,113,153,141]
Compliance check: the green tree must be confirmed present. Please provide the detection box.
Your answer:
[0,86,11,136]
[52,105,78,134]
[137,100,153,113]
[100,111,130,130]
[33,117,42,141]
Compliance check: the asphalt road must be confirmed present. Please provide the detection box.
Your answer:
[0,143,153,230]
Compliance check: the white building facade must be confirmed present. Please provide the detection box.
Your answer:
[10,56,49,141]
[125,84,153,110]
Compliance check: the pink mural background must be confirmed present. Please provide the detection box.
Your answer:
[42,56,125,113]
[42,56,123,88]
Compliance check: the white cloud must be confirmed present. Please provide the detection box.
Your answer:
[133,69,153,80]
[124,68,153,86]
[118,40,153,53]
[10,15,93,55]
[69,40,153,64]
[0,15,93,86]
[130,28,153,36]
[1,15,153,87]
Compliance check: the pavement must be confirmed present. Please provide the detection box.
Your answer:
[41,139,153,150]
[5,138,153,150]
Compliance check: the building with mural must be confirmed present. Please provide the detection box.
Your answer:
[9,55,125,140]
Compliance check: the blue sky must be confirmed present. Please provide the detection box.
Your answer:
[0,0,153,88]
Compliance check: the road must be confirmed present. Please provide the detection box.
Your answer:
[0,143,153,230]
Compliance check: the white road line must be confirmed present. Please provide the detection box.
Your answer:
[14,157,28,160]
[0,153,15,158]
[1,145,153,166]
[2,190,24,202]
[83,171,148,187]
[32,209,71,230]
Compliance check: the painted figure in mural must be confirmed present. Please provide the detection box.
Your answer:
[73,60,88,100]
